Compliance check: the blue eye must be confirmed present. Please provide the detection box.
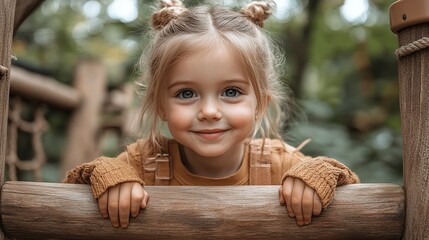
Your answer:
[176,89,197,99]
[222,88,241,97]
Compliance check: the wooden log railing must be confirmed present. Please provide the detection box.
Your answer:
[10,66,81,109]
[0,182,404,240]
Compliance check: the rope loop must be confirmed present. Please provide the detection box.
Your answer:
[395,37,429,58]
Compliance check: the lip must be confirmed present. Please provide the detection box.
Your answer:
[191,129,228,140]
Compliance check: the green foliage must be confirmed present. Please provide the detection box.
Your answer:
[265,0,402,184]
[287,99,402,185]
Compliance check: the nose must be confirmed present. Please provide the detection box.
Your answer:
[197,97,222,121]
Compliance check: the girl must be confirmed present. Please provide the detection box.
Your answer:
[65,0,359,229]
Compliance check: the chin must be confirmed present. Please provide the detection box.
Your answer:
[195,150,224,158]
[191,147,227,158]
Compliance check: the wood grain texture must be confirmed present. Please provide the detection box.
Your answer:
[1,1,17,239]
[1,182,404,240]
[0,0,16,184]
[397,23,429,240]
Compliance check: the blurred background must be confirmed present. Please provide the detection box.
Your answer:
[10,0,402,184]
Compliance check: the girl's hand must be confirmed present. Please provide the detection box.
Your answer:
[279,177,322,226]
[98,182,149,228]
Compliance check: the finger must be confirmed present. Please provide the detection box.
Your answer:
[282,177,295,217]
[118,183,132,228]
[302,185,314,225]
[279,187,285,205]
[291,179,305,226]
[313,192,322,216]
[141,189,150,209]
[130,183,144,217]
[108,186,120,228]
[98,192,109,218]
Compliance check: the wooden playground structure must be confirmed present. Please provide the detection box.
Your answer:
[0,0,428,239]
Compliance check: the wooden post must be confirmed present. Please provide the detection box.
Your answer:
[0,0,16,186]
[61,61,106,178]
[0,1,16,239]
[390,1,429,239]
[1,182,404,240]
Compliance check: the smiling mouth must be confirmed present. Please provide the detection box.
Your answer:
[192,129,228,140]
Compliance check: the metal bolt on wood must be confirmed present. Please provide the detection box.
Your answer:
[0,65,8,77]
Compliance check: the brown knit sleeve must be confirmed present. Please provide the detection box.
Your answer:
[64,156,145,199]
[281,156,359,208]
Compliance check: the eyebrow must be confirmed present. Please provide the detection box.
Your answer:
[167,80,194,90]
[168,78,250,90]
[223,79,250,85]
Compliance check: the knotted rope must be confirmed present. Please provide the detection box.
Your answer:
[395,36,429,58]
[7,97,48,181]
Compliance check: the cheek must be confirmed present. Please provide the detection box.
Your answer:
[165,104,194,130]
[224,103,256,128]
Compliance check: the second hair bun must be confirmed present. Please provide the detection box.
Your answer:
[240,1,276,27]
[152,0,186,30]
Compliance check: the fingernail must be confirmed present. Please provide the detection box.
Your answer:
[121,224,128,229]
[112,223,119,228]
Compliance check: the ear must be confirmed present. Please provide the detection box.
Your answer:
[159,109,167,121]
[258,94,271,117]
[264,94,272,106]
[255,95,271,120]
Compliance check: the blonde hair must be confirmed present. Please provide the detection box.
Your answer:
[138,0,292,151]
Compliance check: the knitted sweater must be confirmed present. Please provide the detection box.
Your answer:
[64,138,359,208]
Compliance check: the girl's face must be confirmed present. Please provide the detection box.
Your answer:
[163,45,257,159]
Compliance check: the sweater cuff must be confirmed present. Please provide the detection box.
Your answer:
[90,158,144,199]
[282,157,338,208]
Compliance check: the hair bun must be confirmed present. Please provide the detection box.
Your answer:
[240,1,276,27]
[152,0,186,30]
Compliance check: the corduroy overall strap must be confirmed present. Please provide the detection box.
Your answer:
[249,139,273,185]
[141,139,173,185]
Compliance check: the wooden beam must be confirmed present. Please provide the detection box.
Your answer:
[1,182,404,239]
[10,66,81,109]
[13,0,44,34]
